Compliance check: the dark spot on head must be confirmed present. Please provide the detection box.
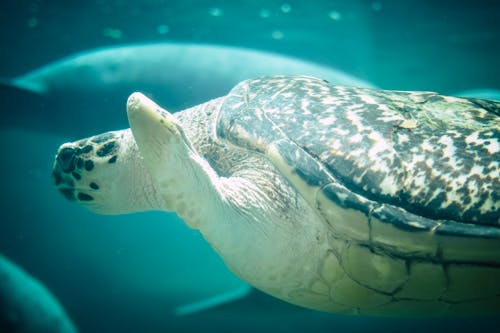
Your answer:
[57,147,76,173]
[59,188,75,201]
[76,139,88,147]
[160,119,164,124]
[78,192,94,201]
[91,132,115,144]
[97,141,117,157]
[72,172,81,180]
[89,182,99,190]
[77,158,84,169]
[80,145,93,153]
[85,160,94,171]
[108,155,117,164]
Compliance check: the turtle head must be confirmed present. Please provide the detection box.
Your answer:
[52,129,163,214]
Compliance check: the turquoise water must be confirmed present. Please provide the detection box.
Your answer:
[0,1,499,332]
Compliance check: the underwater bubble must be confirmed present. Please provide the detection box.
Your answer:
[157,24,170,35]
[259,9,271,18]
[371,2,383,11]
[271,30,284,40]
[209,7,223,17]
[281,3,292,13]
[328,10,342,21]
[27,17,38,28]
[102,27,123,39]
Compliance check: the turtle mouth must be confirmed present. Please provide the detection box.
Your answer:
[53,142,97,202]
[57,146,77,173]
[53,144,79,201]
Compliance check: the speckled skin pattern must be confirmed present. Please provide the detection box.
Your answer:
[52,132,120,202]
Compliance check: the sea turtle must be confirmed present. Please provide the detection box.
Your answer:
[52,76,500,316]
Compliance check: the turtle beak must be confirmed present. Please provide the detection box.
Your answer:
[56,146,77,173]
[52,143,79,201]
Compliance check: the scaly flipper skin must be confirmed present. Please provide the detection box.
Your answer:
[53,76,500,316]
[126,92,221,229]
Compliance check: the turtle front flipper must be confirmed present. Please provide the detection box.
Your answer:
[126,92,223,229]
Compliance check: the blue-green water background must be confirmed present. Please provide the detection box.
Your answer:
[0,0,499,332]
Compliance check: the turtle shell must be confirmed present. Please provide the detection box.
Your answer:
[216,76,500,263]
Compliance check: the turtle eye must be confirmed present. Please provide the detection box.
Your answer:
[57,146,77,173]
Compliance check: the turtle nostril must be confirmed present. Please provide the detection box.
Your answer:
[57,147,77,173]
